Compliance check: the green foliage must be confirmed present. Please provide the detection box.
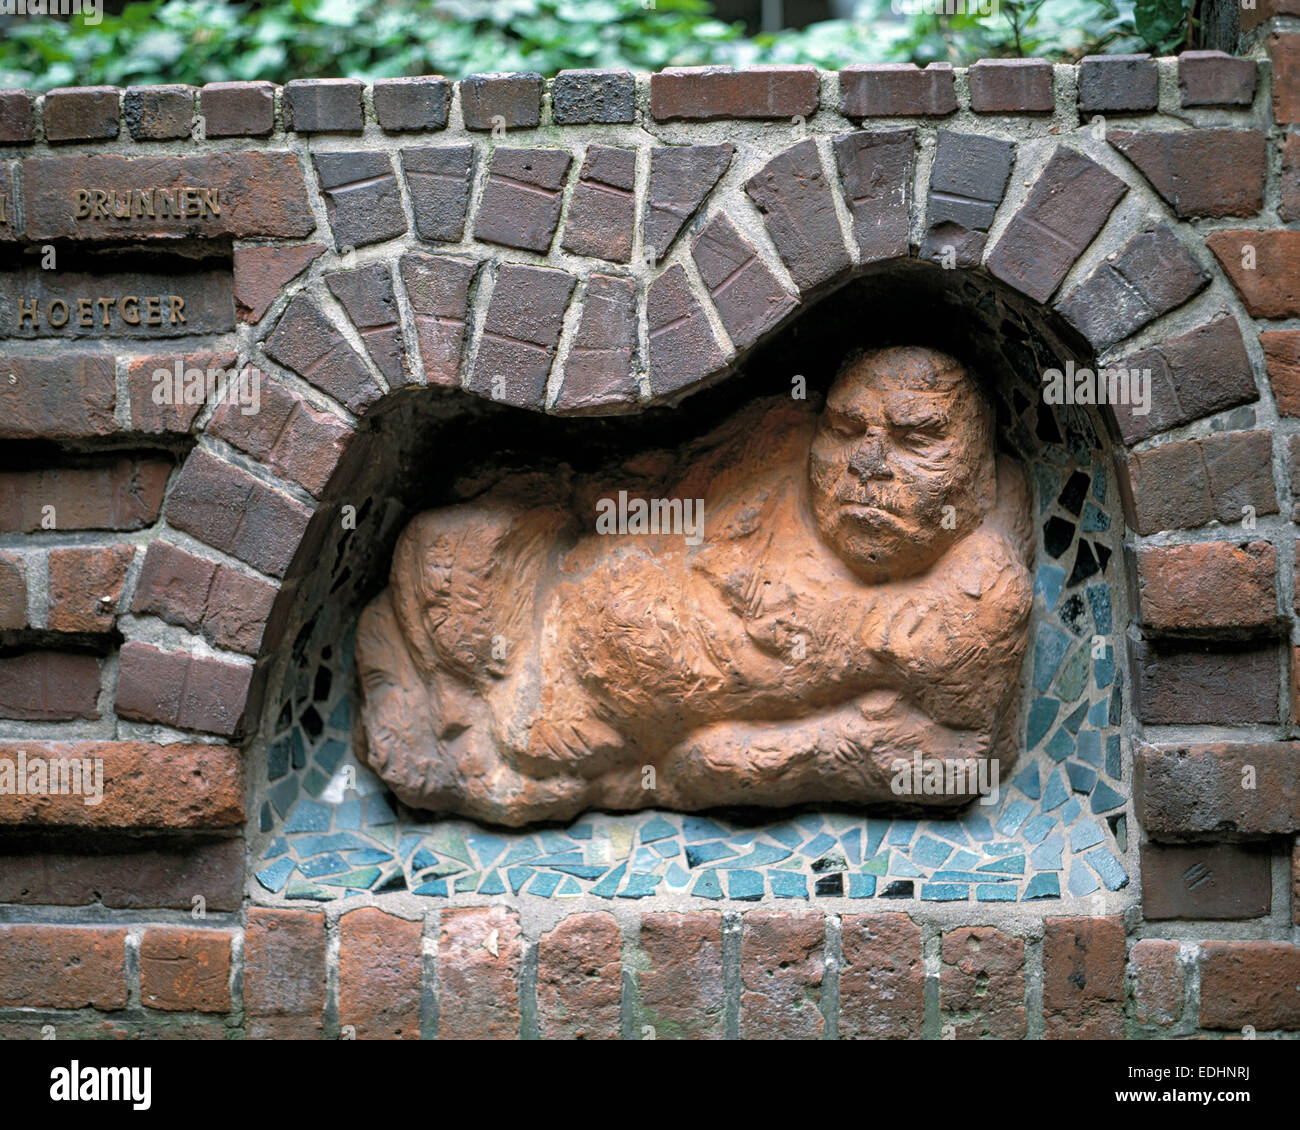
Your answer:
[0,0,1197,92]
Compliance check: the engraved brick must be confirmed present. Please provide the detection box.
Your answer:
[325,262,408,384]
[1078,54,1158,112]
[265,292,383,414]
[43,86,119,142]
[646,264,727,399]
[47,544,134,633]
[460,72,542,130]
[551,70,635,124]
[1178,50,1257,107]
[833,129,915,262]
[284,78,364,133]
[1140,843,1272,920]
[555,274,638,413]
[692,212,797,351]
[123,85,193,140]
[398,252,480,387]
[245,908,325,1037]
[651,65,818,121]
[0,652,101,721]
[201,81,275,137]
[839,63,956,117]
[140,928,231,1012]
[313,150,408,249]
[473,147,572,252]
[372,76,450,132]
[561,146,636,263]
[467,263,575,407]
[1042,917,1125,1039]
[968,58,1053,112]
[0,457,171,533]
[400,146,473,242]
[643,143,732,263]
[0,355,116,439]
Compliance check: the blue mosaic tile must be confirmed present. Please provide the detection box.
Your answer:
[996,801,1032,836]
[927,821,971,847]
[413,880,447,897]
[1061,700,1088,734]
[268,776,299,818]
[912,836,954,868]
[507,867,532,894]
[1061,797,1082,825]
[1106,734,1122,778]
[890,855,925,878]
[1086,848,1128,890]
[1033,624,1072,690]
[1076,730,1102,766]
[727,870,764,900]
[453,871,480,892]
[841,828,862,865]
[1091,781,1125,813]
[964,814,994,842]
[529,872,561,897]
[569,823,593,840]
[1066,762,1097,793]
[539,831,575,853]
[665,862,691,888]
[1081,501,1109,532]
[1012,764,1040,800]
[268,739,290,781]
[334,797,362,830]
[479,870,506,896]
[1021,814,1056,844]
[263,836,288,860]
[299,853,347,878]
[618,873,660,898]
[640,816,677,843]
[1088,699,1109,727]
[502,839,541,866]
[880,880,914,897]
[652,840,679,858]
[1094,651,1115,688]
[285,800,331,832]
[886,821,918,847]
[1026,698,1059,748]
[922,883,968,900]
[692,871,723,899]
[328,698,351,729]
[1029,833,1065,870]
[802,832,837,857]
[848,873,876,898]
[590,863,626,899]
[365,795,396,826]
[770,871,808,898]
[1045,729,1074,762]
[685,841,734,867]
[1035,564,1066,608]
[316,739,347,774]
[469,833,508,867]
[978,854,1024,874]
[1086,583,1112,634]
[977,883,1018,901]
[1024,873,1061,899]
[724,843,793,868]
[983,841,1021,856]
[948,849,981,870]
[256,858,294,892]
[933,870,997,883]
[327,866,381,889]
[1067,864,1100,897]
[683,816,727,842]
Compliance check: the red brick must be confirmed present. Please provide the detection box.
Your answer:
[555,274,638,413]
[233,244,324,324]
[0,740,243,829]
[739,911,824,1040]
[643,143,733,263]
[474,147,572,253]
[0,89,35,143]
[833,129,915,263]
[1129,939,1183,1027]
[459,72,542,130]
[1136,540,1276,633]
[1178,51,1257,106]
[398,252,479,387]
[1043,917,1126,1039]
[1110,130,1265,218]
[1206,230,1300,319]
[536,911,622,1040]
[312,150,408,249]
[1139,843,1272,920]
[1264,330,1300,414]
[1200,942,1300,1030]
[1282,135,1300,223]
[264,292,382,415]
[0,162,16,243]
[43,86,119,142]
[244,908,325,1037]
[692,212,797,352]
[0,651,101,720]
[338,908,422,1040]
[1268,35,1300,123]
[651,65,818,121]
[0,551,26,630]
[284,77,363,133]
[0,355,116,439]
[551,69,635,125]
[839,63,956,117]
[1293,840,1299,926]
[1129,639,1279,725]
[561,145,636,264]
[646,264,728,399]
[968,58,1054,112]
[127,351,238,434]
[325,263,409,384]
[0,1014,233,1040]
[839,913,923,1039]
[638,912,724,1040]
[124,84,194,140]
[0,457,171,533]
[201,80,275,137]
[47,545,134,633]
[140,927,232,1012]
[940,926,1026,1039]
[0,925,127,1009]
[438,906,522,1040]
[115,640,252,737]
[400,146,474,243]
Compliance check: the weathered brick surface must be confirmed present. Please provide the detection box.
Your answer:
[561,146,636,264]
[438,906,523,1040]
[0,89,36,143]
[373,75,450,131]
[0,162,16,243]
[265,292,383,414]
[1268,34,1300,123]
[1042,917,1126,1039]
[234,245,323,324]
[552,69,635,124]
[555,274,638,413]
[940,926,1026,1040]
[745,139,851,292]
[987,146,1126,303]
[1135,741,1300,837]
[651,65,818,121]
[140,927,232,1012]
[0,651,101,720]
[47,544,134,632]
[1077,54,1158,112]
[638,912,724,1040]
[0,925,127,1009]
[1282,135,1300,223]
[839,913,923,1039]
[400,146,474,242]
[467,263,575,407]
[833,129,915,262]
[459,72,542,130]
[1136,540,1276,633]
[124,84,193,140]
[0,355,117,439]
[646,264,728,398]
[739,911,824,1040]
[1200,942,1300,1030]
[399,252,480,387]
[1109,130,1265,218]
[115,641,252,736]
[839,63,956,117]
[1129,939,1183,1027]
[127,350,239,433]
[1294,840,1299,926]
[0,552,26,630]
[643,143,733,263]
[1242,0,1300,28]
[968,58,1054,112]
[1139,843,1272,920]
[1206,230,1300,319]
[284,77,364,132]
[244,908,326,1037]
[201,81,275,137]
[339,908,422,1039]
[0,457,171,533]
[692,212,797,351]
[474,147,572,252]
[0,838,243,910]
[313,150,408,249]
[1129,639,1279,725]
[536,911,622,1040]
[1177,51,1256,107]
[43,86,119,142]
[326,263,408,384]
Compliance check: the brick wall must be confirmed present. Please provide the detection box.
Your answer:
[1,22,1298,1038]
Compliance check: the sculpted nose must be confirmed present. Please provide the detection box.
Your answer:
[848,433,892,480]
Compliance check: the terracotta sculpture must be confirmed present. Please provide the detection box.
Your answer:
[356,346,1034,826]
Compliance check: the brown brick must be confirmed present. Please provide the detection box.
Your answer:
[839,913,923,1039]
[692,212,797,351]
[339,908,422,1040]
[398,252,480,387]
[1042,917,1125,1039]
[1135,741,1300,837]
[0,839,243,910]
[0,355,116,439]
[23,153,315,242]
[467,263,575,408]
[244,908,325,1035]
[1136,540,1276,633]
[1282,135,1300,223]
[474,147,572,253]
[651,65,818,122]
[126,350,238,434]
[313,150,408,250]
[123,85,193,140]
[0,162,16,243]
[115,641,252,736]
[1178,51,1256,106]
[0,1015,232,1040]
[1294,839,1299,926]
[0,551,26,630]
[0,740,242,829]
[0,456,171,533]
[0,925,126,1009]
[1110,130,1265,218]
[646,264,728,399]
[0,89,35,143]
[746,139,851,293]
[638,912,724,1040]
[968,58,1054,112]
[373,75,449,132]
[48,545,134,633]
[140,928,232,1012]
[561,146,636,264]
[642,143,733,263]
[940,926,1026,1039]
[438,906,522,1040]
[555,274,638,413]
[839,63,956,117]
[1139,843,1272,920]
[325,262,409,384]
[43,86,119,142]
[1129,639,1279,725]
[536,911,622,1040]
[1200,942,1300,1030]
[0,651,100,720]
[1206,230,1300,319]
[551,69,635,125]
[739,911,824,1040]
[233,245,324,325]
[399,146,474,243]
[1129,939,1183,1027]
[833,129,915,263]
[201,81,275,137]
[1268,35,1300,123]
[284,77,363,133]
[459,72,542,130]
[1078,54,1158,112]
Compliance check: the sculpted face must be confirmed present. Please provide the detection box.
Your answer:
[809,346,996,582]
